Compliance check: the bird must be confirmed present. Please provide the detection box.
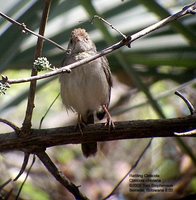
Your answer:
[59,28,113,157]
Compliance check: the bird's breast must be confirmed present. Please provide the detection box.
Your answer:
[60,56,109,116]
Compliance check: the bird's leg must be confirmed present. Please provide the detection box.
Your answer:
[77,114,85,135]
[77,112,94,135]
[102,105,115,132]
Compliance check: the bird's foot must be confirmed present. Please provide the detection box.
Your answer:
[76,114,86,135]
[102,105,115,132]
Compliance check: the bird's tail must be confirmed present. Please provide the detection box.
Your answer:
[81,113,97,157]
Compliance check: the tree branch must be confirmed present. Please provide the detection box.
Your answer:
[22,0,52,132]
[36,151,88,200]
[0,11,66,51]
[13,153,30,181]
[175,90,195,115]
[0,118,20,133]
[103,139,153,200]
[0,115,195,153]
[2,2,195,85]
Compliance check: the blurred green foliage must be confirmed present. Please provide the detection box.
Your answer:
[0,1,196,200]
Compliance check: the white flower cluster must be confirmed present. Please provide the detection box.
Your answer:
[33,57,52,72]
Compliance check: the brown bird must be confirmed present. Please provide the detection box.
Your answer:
[59,28,113,157]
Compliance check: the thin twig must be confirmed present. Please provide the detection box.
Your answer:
[102,139,153,200]
[15,155,36,200]
[0,11,67,52]
[1,2,195,85]
[39,93,60,129]
[0,118,20,133]
[36,151,89,200]
[91,15,127,39]
[13,153,30,181]
[175,90,195,115]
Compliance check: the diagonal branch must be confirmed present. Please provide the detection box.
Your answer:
[15,154,36,200]
[0,118,20,133]
[103,139,153,200]
[36,151,89,200]
[3,2,196,85]
[13,152,30,181]
[0,11,66,51]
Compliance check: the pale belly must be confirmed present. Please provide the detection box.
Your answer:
[60,59,109,116]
